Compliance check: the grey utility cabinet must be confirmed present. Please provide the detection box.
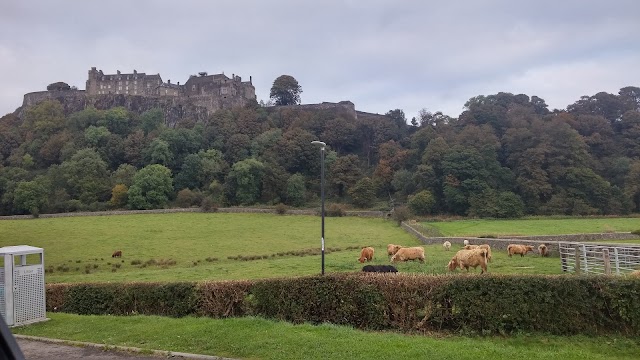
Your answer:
[0,245,46,326]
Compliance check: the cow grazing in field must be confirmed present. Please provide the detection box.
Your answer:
[387,244,403,257]
[390,247,425,263]
[478,244,492,262]
[112,250,122,258]
[507,244,534,257]
[447,248,488,274]
[359,247,375,263]
[362,265,398,273]
[443,241,452,251]
[538,244,549,257]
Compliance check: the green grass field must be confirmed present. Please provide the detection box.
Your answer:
[0,213,568,283]
[6,214,640,359]
[12,313,640,360]
[426,217,640,237]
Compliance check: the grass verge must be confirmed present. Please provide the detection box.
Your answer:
[12,313,640,360]
[426,217,640,237]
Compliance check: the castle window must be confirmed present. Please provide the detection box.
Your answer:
[192,85,196,90]
[134,91,137,95]
[119,86,122,91]
[108,85,111,89]
[147,84,151,88]
[134,81,137,85]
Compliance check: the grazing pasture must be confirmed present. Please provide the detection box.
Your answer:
[0,213,566,283]
[427,217,640,237]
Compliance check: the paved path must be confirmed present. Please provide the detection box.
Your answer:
[16,337,233,360]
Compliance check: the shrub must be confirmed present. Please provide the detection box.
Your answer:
[408,190,435,216]
[109,184,128,209]
[631,229,640,236]
[200,196,219,212]
[325,203,346,217]
[176,188,197,208]
[391,205,411,226]
[275,203,288,215]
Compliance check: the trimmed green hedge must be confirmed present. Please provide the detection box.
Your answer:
[49,282,197,317]
[46,274,640,335]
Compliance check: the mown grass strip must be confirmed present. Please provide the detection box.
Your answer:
[11,313,640,360]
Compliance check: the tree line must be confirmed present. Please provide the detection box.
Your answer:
[0,85,639,217]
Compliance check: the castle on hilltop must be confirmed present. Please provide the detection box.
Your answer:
[21,67,384,125]
[86,67,256,111]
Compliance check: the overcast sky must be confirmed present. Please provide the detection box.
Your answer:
[1,0,639,120]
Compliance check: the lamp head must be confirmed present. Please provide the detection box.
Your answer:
[311,140,326,149]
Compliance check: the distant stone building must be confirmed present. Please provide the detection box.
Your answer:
[85,67,256,112]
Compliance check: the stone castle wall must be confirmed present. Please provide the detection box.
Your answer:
[20,91,210,128]
[23,90,86,109]
[274,101,357,118]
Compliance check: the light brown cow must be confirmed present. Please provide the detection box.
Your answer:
[390,247,425,263]
[507,244,534,257]
[359,247,374,263]
[112,250,123,258]
[538,244,549,257]
[447,248,488,274]
[386,244,403,257]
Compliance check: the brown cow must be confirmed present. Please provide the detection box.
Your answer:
[390,247,425,263]
[112,250,123,258]
[538,244,549,257]
[386,244,403,257]
[507,244,534,257]
[358,247,374,263]
[447,248,489,274]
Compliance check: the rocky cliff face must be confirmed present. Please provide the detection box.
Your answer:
[20,91,210,128]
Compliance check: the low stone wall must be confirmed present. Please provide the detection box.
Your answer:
[401,222,640,255]
[0,207,386,220]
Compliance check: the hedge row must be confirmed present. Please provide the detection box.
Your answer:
[46,274,640,335]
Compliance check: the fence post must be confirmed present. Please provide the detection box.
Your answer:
[614,248,620,275]
[603,248,611,275]
[560,243,567,272]
[582,244,589,273]
[574,245,581,274]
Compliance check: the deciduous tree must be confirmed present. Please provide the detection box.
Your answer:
[127,164,173,209]
[270,75,302,105]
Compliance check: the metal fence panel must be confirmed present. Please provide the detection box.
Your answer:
[559,242,640,275]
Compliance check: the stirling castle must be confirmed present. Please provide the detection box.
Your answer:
[23,67,257,115]
[20,67,375,126]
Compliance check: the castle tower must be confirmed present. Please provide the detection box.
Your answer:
[86,67,100,95]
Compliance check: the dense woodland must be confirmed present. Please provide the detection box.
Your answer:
[0,86,639,217]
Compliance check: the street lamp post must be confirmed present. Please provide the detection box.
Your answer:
[311,140,326,275]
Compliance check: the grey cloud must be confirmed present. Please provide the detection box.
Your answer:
[1,0,639,119]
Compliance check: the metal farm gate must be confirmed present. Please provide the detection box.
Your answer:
[559,242,640,275]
